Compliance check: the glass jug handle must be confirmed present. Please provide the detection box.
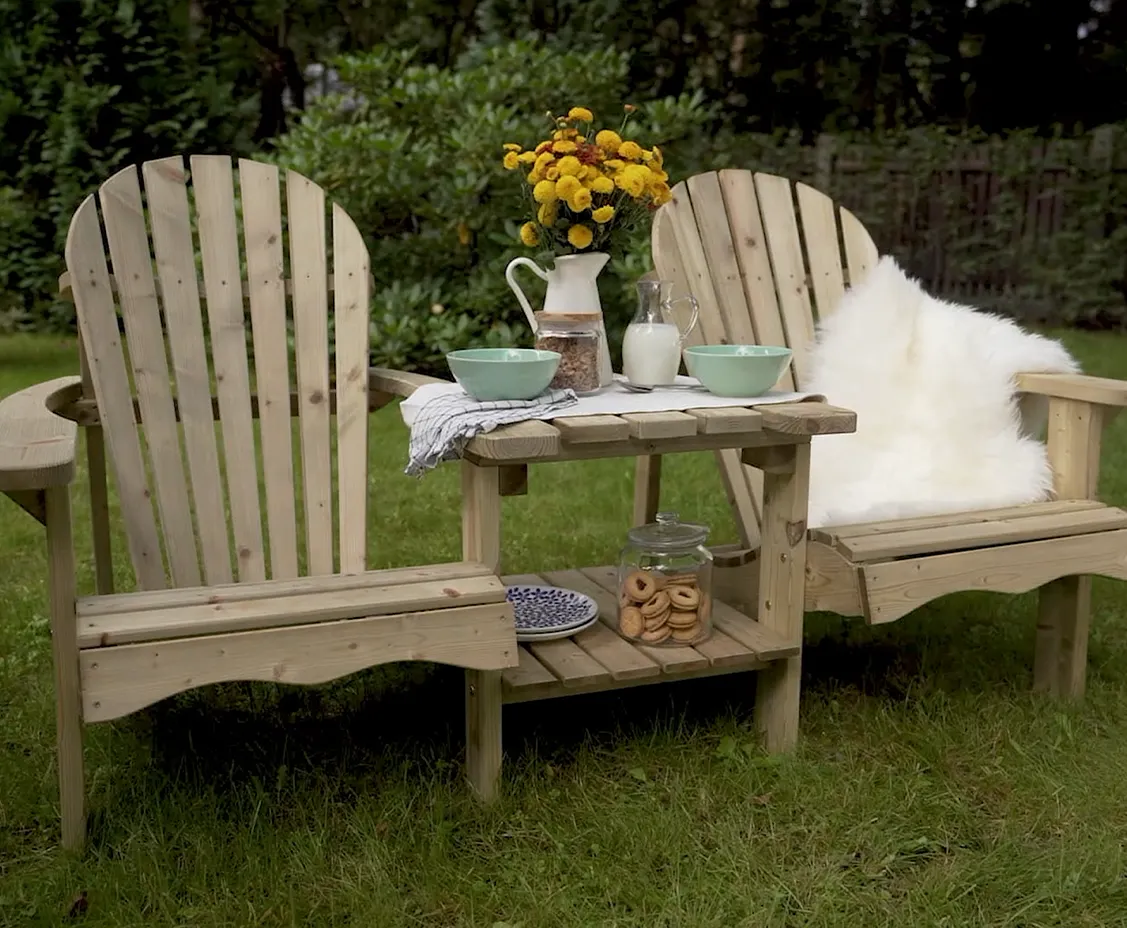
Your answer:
[664,294,700,345]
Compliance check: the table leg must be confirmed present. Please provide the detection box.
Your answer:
[461,460,503,800]
[750,441,811,753]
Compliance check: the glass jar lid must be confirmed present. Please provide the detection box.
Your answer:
[627,511,710,550]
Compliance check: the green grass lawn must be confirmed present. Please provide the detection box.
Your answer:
[5,331,1127,926]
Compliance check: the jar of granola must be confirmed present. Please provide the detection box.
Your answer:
[617,511,713,646]
[533,313,603,395]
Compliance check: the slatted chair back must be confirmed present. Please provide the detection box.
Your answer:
[652,169,879,546]
[65,156,371,591]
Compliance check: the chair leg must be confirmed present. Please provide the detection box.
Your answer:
[1034,576,1091,699]
[633,455,662,526]
[461,461,503,801]
[45,486,84,849]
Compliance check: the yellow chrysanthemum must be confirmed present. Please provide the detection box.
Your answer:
[527,168,543,185]
[503,143,522,152]
[552,140,578,154]
[517,151,537,164]
[538,201,558,226]
[595,129,622,152]
[535,151,555,170]
[533,179,557,204]
[568,106,594,122]
[590,176,615,195]
[618,140,644,161]
[616,164,649,198]
[651,145,664,168]
[603,158,625,172]
[553,127,579,141]
[652,182,673,205]
[592,205,615,224]
[535,140,554,154]
[502,151,521,170]
[555,175,582,199]
[567,224,593,249]
[519,222,539,247]
[545,165,560,181]
[567,186,592,212]
[556,155,582,176]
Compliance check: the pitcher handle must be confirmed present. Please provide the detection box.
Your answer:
[505,257,548,333]
[665,294,700,346]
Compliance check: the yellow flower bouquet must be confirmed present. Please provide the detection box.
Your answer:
[501,105,672,256]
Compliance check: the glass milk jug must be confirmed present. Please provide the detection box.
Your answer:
[621,279,700,388]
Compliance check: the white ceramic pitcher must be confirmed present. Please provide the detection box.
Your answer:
[505,252,614,387]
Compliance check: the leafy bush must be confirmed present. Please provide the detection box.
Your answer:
[0,0,257,330]
[267,39,715,372]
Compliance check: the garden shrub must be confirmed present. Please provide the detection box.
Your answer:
[267,39,716,373]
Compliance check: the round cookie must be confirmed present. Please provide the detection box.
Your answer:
[667,609,697,629]
[624,569,657,603]
[641,624,672,644]
[671,625,699,643]
[619,606,644,638]
[644,608,670,632]
[668,585,700,611]
[641,591,671,618]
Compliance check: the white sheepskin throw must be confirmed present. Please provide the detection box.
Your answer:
[804,256,1079,529]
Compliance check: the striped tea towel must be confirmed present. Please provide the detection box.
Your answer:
[405,386,578,476]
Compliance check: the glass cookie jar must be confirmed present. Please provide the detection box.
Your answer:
[617,511,713,647]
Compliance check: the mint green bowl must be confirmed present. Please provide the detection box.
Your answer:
[447,348,561,401]
[683,344,794,397]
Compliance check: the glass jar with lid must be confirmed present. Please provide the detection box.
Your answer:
[533,312,603,395]
[617,511,713,646]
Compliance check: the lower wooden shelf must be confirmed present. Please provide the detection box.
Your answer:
[499,565,799,704]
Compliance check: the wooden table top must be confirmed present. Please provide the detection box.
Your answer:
[460,400,856,465]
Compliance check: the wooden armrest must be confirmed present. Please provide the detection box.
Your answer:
[0,376,82,491]
[369,368,448,399]
[1016,373,1127,407]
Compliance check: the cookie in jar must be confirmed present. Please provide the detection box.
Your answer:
[617,512,713,646]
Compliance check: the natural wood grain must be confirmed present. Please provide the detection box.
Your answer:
[81,603,517,723]
[78,333,114,595]
[633,454,662,526]
[332,203,371,574]
[67,195,166,589]
[554,415,631,444]
[144,156,233,586]
[465,420,560,461]
[804,541,864,615]
[687,407,764,434]
[192,155,266,583]
[796,182,846,320]
[99,165,201,586]
[0,378,80,492]
[622,411,699,440]
[840,205,879,288]
[239,159,299,580]
[1017,372,1127,407]
[758,403,857,436]
[286,169,334,575]
[502,648,558,695]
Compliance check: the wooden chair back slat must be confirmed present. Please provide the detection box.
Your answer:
[98,167,201,587]
[652,170,879,548]
[840,205,879,288]
[717,170,795,391]
[285,170,334,576]
[191,155,266,583]
[66,197,167,590]
[238,159,300,580]
[142,157,233,586]
[65,156,373,590]
[332,204,371,574]
[796,182,847,322]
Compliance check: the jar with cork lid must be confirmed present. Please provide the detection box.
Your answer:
[533,312,604,395]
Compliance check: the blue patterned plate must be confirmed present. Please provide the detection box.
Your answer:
[505,585,599,642]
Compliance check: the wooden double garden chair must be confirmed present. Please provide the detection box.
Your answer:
[640,168,1127,700]
[0,156,519,850]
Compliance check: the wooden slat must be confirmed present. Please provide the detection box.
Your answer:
[286,170,334,575]
[862,529,1127,626]
[191,155,266,583]
[753,173,817,385]
[540,570,662,681]
[527,636,613,688]
[0,377,80,492]
[502,647,558,693]
[840,206,878,289]
[796,182,846,320]
[687,407,763,434]
[143,156,232,586]
[467,420,560,461]
[578,566,710,673]
[686,172,759,347]
[817,499,1107,542]
[332,203,371,574]
[1016,373,1127,408]
[66,196,166,590]
[710,600,800,661]
[718,171,793,386]
[79,575,506,648]
[758,403,856,436]
[98,166,200,587]
[834,506,1127,562]
[622,411,698,440]
[653,201,760,548]
[239,159,299,580]
[81,602,517,724]
[554,415,630,444]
